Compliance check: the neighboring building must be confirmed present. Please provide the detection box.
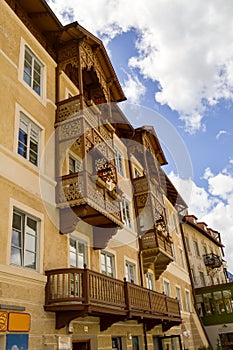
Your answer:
[0,0,209,349]
[181,215,233,350]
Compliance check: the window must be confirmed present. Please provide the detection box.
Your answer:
[171,243,176,262]
[112,337,122,350]
[121,199,131,228]
[184,236,190,252]
[101,252,114,277]
[203,245,208,255]
[115,148,124,176]
[69,238,86,268]
[164,280,170,296]
[173,213,179,235]
[146,272,154,290]
[132,336,139,350]
[125,261,136,283]
[176,286,183,311]
[199,271,205,287]
[179,248,185,269]
[18,113,40,166]
[193,240,200,256]
[11,209,39,270]
[69,155,81,174]
[23,46,43,96]
[185,290,191,312]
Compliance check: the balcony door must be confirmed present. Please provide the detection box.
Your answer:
[73,340,90,350]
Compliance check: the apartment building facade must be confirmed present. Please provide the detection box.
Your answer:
[181,215,233,350]
[0,0,209,349]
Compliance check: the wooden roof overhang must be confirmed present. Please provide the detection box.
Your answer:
[160,170,187,213]
[5,0,126,102]
[183,217,224,248]
[134,126,168,166]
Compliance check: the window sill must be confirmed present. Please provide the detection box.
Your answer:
[0,263,46,283]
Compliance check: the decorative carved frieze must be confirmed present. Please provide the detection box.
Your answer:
[59,119,82,141]
[58,44,79,70]
[80,42,109,101]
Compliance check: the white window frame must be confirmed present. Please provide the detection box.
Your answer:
[69,237,87,268]
[146,272,154,290]
[17,111,41,166]
[23,45,43,96]
[171,243,176,262]
[179,247,185,269]
[175,285,183,311]
[8,199,44,274]
[101,251,115,277]
[115,148,124,176]
[185,289,191,313]
[19,39,46,103]
[121,199,132,228]
[10,207,40,271]
[163,279,170,297]
[173,213,180,235]
[184,236,191,252]
[125,260,136,283]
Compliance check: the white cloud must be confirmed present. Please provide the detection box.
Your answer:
[46,0,233,133]
[169,162,233,271]
[216,130,228,139]
[122,74,146,104]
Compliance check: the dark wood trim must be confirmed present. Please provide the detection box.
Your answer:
[44,267,181,330]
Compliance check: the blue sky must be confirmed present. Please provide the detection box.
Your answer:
[46,0,233,270]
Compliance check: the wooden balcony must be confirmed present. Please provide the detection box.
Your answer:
[56,171,124,246]
[44,267,181,331]
[203,253,222,269]
[140,230,173,280]
[55,96,124,240]
[133,176,173,279]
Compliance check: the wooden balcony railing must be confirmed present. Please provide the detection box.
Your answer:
[55,96,123,236]
[140,230,173,279]
[133,176,164,204]
[56,171,123,229]
[132,176,173,278]
[55,95,114,134]
[45,267,181,330]
[140,230,173,256]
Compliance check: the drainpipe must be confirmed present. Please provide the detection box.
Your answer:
[126,148,148,350]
